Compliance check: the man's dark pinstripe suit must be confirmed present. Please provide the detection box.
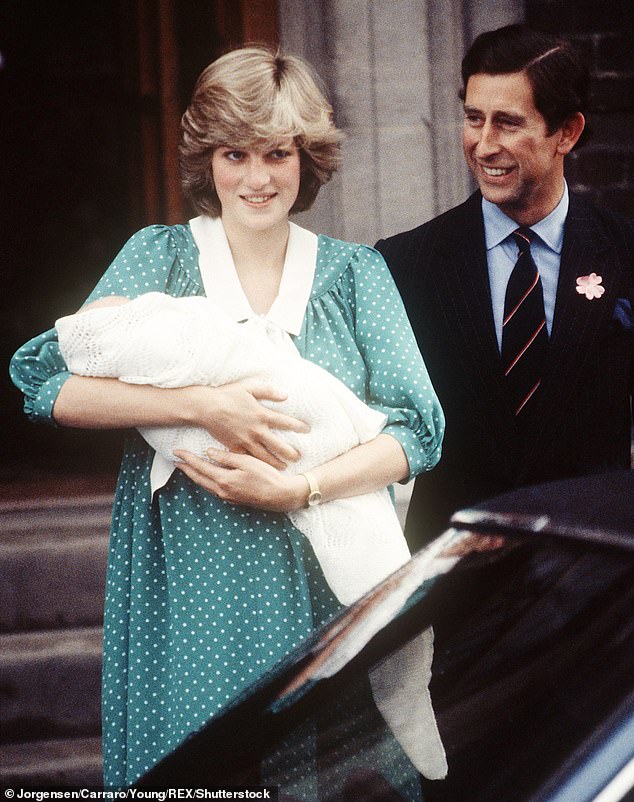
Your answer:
[376,191,634,550]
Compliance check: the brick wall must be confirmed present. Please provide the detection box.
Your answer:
[525,1,634,219]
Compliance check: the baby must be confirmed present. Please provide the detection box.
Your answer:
[56,291,410,606]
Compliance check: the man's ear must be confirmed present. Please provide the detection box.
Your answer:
[556,112,585,155]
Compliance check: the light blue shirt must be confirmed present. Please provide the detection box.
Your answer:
[483,184,568,351]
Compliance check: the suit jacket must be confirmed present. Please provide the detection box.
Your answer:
[376,191,634,550]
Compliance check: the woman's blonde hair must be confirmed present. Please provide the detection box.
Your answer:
[179,46,343,217]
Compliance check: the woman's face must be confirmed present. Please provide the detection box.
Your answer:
[211,140,301,235]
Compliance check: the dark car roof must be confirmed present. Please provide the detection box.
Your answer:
[451,469,634,549]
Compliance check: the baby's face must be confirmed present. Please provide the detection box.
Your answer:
[79,295,130,314]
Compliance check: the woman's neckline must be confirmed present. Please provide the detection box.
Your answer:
[221,217,291,314]
[189,216,318,336]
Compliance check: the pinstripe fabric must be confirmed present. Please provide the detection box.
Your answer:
[376,191,634,550]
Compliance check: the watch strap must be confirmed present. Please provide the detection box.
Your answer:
[301,471,322,507]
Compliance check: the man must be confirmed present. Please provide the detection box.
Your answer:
[376,25,633,550]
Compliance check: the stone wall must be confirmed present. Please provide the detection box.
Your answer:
[525,0,634,219]
[280,0,444,242]
[280,0,633,242]
[279,0,523,243]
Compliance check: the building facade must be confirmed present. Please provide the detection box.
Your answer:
[2,0,632,479]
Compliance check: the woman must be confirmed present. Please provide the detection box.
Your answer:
[10,47,445,789]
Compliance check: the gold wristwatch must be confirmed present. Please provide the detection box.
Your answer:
[301,471,322,507]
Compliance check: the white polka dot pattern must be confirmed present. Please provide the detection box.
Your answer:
[9,224,445,786]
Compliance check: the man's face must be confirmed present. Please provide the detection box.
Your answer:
[462,70,566,225]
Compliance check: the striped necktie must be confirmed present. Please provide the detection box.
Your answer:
[501,227,548,416]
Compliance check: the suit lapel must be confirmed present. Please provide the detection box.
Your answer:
[519,193,618,476]
[435,193,519,469]
[439,194,498,353]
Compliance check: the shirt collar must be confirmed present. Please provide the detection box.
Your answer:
[482,182,569,254]
[189,216,318,336]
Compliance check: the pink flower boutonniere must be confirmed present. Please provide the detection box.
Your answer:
[576,273,605,300]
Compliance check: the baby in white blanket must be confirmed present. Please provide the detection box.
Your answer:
[56,291,411,606]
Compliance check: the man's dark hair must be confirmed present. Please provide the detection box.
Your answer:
[461,24,589,134]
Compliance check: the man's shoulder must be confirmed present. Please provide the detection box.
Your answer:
[375,192,481,259]
[568,192,634,239]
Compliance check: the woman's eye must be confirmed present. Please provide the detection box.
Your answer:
[225,150,244,161]
[270,149,290,160]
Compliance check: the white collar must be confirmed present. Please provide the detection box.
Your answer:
[189,216,318,336]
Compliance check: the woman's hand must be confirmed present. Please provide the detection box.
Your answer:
[174,433,409,513]
[53,372,307,471]
[188,380,309,470]
[173,447,308,512]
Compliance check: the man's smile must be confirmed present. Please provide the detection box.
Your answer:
[480,165,514,177]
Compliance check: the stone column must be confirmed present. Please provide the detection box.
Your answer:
[277,0,522,243]
[279,0,444,242]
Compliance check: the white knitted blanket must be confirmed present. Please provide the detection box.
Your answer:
[56,292,410,606]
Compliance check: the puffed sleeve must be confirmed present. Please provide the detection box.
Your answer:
[9,333,72,425]
[350,246,445,478]
[9,225,187,425]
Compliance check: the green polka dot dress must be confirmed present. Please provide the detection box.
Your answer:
[10,224,445,787]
